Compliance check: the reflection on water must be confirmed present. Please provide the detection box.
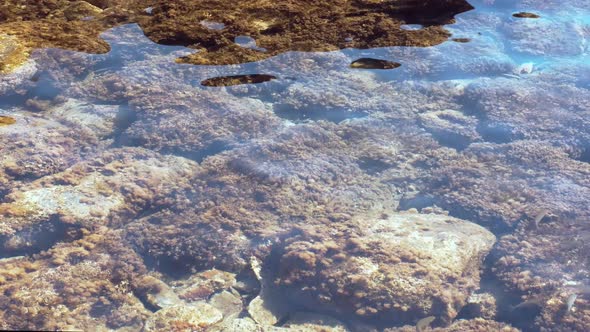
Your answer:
[0,0,589,331]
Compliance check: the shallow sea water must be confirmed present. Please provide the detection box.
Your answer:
[0,0,589,331]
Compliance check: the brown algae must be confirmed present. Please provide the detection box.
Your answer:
[350,58,401,70]
[0,0,474,72]
[513,12,541,18]
[201,74,276,87]
[0,116,16,126]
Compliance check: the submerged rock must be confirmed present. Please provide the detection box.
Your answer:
[276,211,496,325]
[492,214,590,331]
[0,148,199,254]
[350,58,401,70]
[143,302,223,332]
[0,34,29,73]
[512,12,540,19]
[0,229,151,331]
[384,318,519,331]
[0,0,473,71]
[201,74,277,87]
[144,0,473,65]
[0,111,99,199]
[282,312,349,332]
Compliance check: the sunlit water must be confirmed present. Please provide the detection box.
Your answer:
[0,0,589,331]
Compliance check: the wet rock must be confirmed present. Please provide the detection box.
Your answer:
[142,0,473,65]
[209,290,243,317]
[0,34,29,74]
[119,88,281,160]
[0,111,99,197]
[282,312,349,331]
[0,57,37,95]
[512,12,540,19]
[0,147,199,252]
[0,0,473,71]
[0,229,150,331]
[209,317,260,332]
[461,292,498,320]
[45,98,121,138]
[249,294,285,326]
[536,289,590,332]
[276,211,496,325]
[201,74,277,87]
[125,122,402,275]
[62,1,103,21]
[174,269,237,302]
[427,140,590,231]
[138,276,181,310]
[418,109,480,149]
[491,214,590,330]
[248,257,289,326]
[143,302,223,332]
[350,58,401,70]
[384,318,519,331]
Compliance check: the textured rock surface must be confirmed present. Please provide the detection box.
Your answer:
[384,318,519,331]
[143,303,223,332]
[0,111,99,199]
[276,211,496,324]
[0,0,472,71]
[141,0,473,65]
[0,229,150,331]
[0,0,589,330]
[0,148,199,255]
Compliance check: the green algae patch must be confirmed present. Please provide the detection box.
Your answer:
[0,115,16,126]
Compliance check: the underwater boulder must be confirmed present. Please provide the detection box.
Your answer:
[275,211,496,325]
